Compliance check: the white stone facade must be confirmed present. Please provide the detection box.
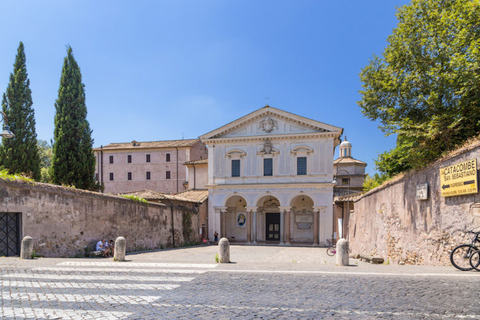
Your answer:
[200,106,342,246]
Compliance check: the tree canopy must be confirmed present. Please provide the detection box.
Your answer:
[358,0,480,176]
[51,46,96,190]
[37,139,53,183]
[0,42,41,179]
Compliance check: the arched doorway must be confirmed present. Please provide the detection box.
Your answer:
[289,195,315,243]
[224,195,248,242]
[257,195,281,242]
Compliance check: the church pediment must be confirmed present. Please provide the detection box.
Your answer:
[200,105,342,140]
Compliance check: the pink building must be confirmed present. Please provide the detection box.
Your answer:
[93,139,207,194]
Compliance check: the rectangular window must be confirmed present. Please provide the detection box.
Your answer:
[264,158,273,176]
[109,155,114,164]
[342,178,350,185]
[146,171,151,180]
[297,157,307,175]
[166,153,171,162]
[166,171,171,179]
[109,172,114,181]
[128,172,132,180]
[146,154,151,163]
[232,159,240,177]
[127,155,132,163]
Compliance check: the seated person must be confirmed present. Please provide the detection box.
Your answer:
[105,239,114,257]
[96,238,109,257]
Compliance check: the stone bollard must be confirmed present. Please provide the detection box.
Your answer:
[336,238,349,266]
[20,236,34,259]
[218,237,230,263]
[114,237,126,261]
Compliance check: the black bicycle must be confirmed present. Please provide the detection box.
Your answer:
[450,230,480,271]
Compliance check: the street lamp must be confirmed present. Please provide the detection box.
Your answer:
[0,111,14,139]
[332,169,350,240]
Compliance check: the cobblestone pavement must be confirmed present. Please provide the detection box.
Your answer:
[1,245,480,319]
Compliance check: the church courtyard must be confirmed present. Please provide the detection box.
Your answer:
[1,245,479,319]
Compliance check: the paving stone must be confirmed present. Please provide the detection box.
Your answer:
[1,246,480,319]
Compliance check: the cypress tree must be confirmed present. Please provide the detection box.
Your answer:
[0,42,41,179]
[52,46,96,190]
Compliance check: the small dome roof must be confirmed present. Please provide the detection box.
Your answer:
[340,140,352,148]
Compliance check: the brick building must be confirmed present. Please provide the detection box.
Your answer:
[93,139,207,194]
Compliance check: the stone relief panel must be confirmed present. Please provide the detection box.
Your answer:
[258,116,278,133]
[294,209,313,229]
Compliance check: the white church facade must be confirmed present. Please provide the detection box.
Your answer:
[200,105,343,246]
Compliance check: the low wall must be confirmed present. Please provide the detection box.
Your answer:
[0,179,199,257]
[350,142,480,265]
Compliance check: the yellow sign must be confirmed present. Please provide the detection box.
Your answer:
[440,159,478,197]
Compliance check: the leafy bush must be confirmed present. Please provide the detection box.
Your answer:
[121,195,148,204]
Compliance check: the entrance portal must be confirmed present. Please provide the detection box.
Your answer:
[266,213,280,241]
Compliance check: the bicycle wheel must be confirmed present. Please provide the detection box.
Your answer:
[450,244,477,271]
[326,248,335,256]
[469,249,480,271]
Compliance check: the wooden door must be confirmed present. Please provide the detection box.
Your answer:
[266,213,280,241]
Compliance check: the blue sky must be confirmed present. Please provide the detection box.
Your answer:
[0,1,410,175]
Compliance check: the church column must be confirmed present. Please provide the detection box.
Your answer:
[279,206,291,246]
[252,210,258,245]
[285,208,291,246]
[221,208,227,238]
[279,210,285,245]
[246,206,257,245]
[246,210,252,245]
[314,206,327,246]
[213,207,225,242]
[312,208,319,247]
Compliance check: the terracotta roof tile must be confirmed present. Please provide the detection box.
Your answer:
[334,192,363,203]
[94,139,200,151]
[118,189,208,203]
[334,157,367,166]
[174,189,209,203]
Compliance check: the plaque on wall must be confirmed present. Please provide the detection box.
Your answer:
[416,183,428,200]
[295,210,313,229]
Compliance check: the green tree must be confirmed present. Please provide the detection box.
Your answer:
[0,42,41,180]
[37,139,53,183]
[362,172,390,192]
[358,0,480,176]
[52,46,96,190]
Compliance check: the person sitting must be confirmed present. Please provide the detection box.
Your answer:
[105,239,114,257]
[96,238,109,257]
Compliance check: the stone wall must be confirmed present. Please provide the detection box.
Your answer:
[0,179,199,257]
[350,141,480,266]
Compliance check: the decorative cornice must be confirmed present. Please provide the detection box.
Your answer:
[226,149,247,158]
[207,182,335,190]
[291,145,314,155]
[203,131,340,145]
[313,205,327,214]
